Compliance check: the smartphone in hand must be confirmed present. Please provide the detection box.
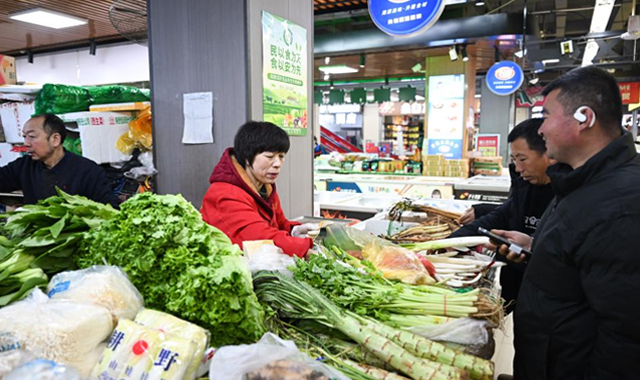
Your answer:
[478,227,532,262]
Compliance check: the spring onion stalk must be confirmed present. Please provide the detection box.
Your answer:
[254,271,468,380]
[401,237,489,251]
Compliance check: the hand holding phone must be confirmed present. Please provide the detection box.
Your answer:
[478,227,532,262]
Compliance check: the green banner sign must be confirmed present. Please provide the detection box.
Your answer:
[262,11,308,136]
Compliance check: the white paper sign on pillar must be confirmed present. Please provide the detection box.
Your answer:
[182,92,214,144]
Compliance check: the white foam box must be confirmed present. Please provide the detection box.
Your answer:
[58,111,137,164]
[0,101,35,143]
[0,143,22,166]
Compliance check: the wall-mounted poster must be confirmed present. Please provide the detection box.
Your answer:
[426,74,465,159]
[262,11,308,136]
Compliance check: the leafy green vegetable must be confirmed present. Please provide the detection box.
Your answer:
[0,190,118,306]
[75,192,266,347]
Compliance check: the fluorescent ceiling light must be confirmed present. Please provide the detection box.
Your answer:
[474,94,482,98]
[476,1,486,6]
[529,77,539,85]
[542,58,560,65]
[319,65,359,74]
[10,8,87,29]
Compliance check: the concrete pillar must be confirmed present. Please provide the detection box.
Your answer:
[479,81,515,164]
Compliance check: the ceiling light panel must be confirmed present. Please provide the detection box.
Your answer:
[10,8,87,29]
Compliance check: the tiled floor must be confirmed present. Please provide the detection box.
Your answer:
[491,312,515,379]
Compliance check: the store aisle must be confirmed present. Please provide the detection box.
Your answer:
[492,312,515,379]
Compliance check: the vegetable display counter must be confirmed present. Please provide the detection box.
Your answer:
[453,175,510,203]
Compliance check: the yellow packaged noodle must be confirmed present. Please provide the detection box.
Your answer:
[91,319,141,380]
[134,309,209,380]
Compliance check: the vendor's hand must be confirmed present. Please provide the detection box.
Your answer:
[459,207,476,225]
[291,223,320,238]
[488,229,532,264]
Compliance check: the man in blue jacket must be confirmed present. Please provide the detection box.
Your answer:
[494,66,640,379]
[0,114,119,207]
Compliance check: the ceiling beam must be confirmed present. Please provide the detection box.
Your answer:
[555,0,568,37]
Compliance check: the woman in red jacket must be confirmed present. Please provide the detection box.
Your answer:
[201,121,318,257]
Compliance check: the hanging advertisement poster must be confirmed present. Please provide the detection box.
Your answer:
[262,11,308,136]
[476,134,500,156]
[426,74,465,159]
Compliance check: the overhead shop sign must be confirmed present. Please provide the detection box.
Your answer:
[486,61,524,96]
[369,0,446,37]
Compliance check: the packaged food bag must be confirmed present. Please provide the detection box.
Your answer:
[4,359,81,380]
[0,289,113,377]
[47,265,144,323]
[134,309,209,380]
[91,319,198,380]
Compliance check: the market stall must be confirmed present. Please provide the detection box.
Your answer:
[0,191,504,380]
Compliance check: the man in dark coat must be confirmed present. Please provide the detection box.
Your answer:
[451,118,555,313]
[0,114,119,207]
[493,66,640,379]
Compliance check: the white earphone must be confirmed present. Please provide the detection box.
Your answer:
[573,106,596,128]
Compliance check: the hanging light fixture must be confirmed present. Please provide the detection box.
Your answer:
[359,53,366,68]
[461,45,469,62]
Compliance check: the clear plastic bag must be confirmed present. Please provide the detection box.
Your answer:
[47,265,144,323]
[244,242,295,276]
[0,289,113,377]
[406,317,490,345]
[0,344,34,378]
[5,359,81,380]
[209,333,349,380]
[124,151,158,181]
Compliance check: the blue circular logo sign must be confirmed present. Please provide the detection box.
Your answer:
[486,61,524,96]
[369,0,446,37]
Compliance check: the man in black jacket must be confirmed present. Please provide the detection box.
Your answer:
[494,66,640,379]
[450,118,555,313]
[0,114,119,207]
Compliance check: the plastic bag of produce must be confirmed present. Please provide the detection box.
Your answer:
[91,319,197,380]
[0,336,34,378]
[243,241,295,276]
[4,359,81,380]
[134,309,210,380]
[47,265,144,323]
[0,289,113,377]
[34,83,91,114]
[117,106,153,155]
[209,333,349,380]
[406,317,490,345]
[86,85,150,105]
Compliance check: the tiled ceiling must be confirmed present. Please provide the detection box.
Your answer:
[0,0,125,55]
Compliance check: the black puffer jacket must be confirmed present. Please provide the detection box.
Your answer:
[514,133,640,380]
[450,177,554,312]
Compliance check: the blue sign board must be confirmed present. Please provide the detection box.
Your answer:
[326,182,363,193]
[369,0,446,37]
[486,61,524,96]
[427,139,463,159]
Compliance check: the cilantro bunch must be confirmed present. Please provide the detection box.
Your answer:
[75,193,265,346]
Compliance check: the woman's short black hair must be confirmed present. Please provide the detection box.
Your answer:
[508,118,546,154]
[234,121,290,168]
